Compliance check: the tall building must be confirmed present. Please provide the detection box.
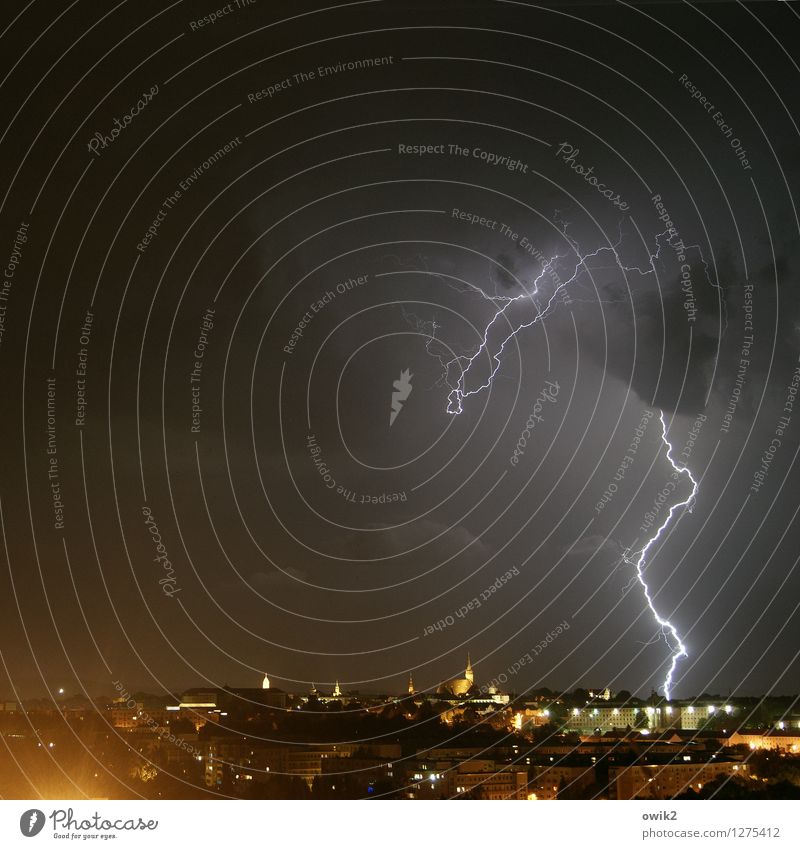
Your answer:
[437,655,477,697]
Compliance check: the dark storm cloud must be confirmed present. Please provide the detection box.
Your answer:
[491,252,521,290]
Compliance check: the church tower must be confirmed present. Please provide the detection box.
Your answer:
[407,673,415,695]
[262,673,270,689]
[465,654,474,684]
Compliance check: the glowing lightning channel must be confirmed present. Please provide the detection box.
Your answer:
[412,222,710,700]
[624,410,697,700]
[432,224,716,416]
[442,243,607,414]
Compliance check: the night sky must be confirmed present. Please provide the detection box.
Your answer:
[0,0,799,705]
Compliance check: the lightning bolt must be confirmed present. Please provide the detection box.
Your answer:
[443,247,586,415]
[414,219,710,700]
[624,410,697,700]
[434,224,718,415]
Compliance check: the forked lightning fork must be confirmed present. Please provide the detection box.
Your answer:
[421,224,706,698]
[624,410,697,700]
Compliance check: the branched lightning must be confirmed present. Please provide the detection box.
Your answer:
[411,219,710,699]
[623,410,697,700]
[442,248,585,414]
[421,223,717,416]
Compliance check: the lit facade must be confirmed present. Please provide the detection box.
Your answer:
[611,760,747,799]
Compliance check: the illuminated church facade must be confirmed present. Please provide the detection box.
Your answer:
[437,655,477,697]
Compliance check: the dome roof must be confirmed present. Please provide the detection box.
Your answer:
[436,655,476,696]
[437,678,475,696]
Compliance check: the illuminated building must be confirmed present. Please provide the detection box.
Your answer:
[566,705,644,733]
[678,702,735,730]
[437,654,476,697]
[611,760,747,799]
[514,708,552,732]
[316,680,352,705]
[286,744,401,789]
[405,756,528,799]
[449,763,529,799]
[528,764,595,800]
[588,688,613,701]
[730,730,800,753]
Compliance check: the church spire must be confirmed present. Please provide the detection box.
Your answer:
[407,673,415,695]
[465,653,474,683]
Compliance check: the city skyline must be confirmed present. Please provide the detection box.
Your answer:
[0,0,799,814]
